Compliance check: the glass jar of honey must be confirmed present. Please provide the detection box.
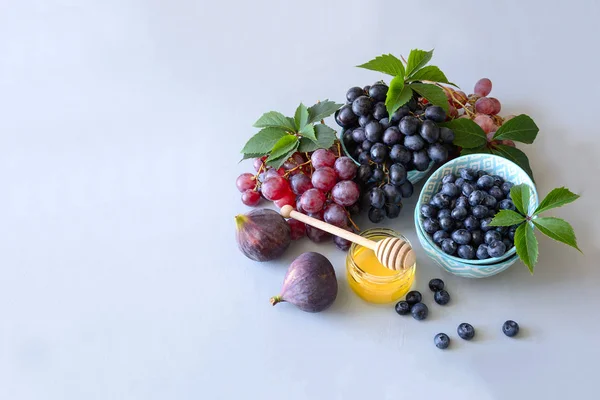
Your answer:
[346,228,416,304]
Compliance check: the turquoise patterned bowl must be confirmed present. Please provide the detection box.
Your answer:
[414,154,538,277]
[339,129,433,184]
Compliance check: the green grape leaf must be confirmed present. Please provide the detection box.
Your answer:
[266,135,299,167]
[461,145,491,155]
[240,152,264,161]
[299,124,317,142]
[407,65,458,87]
[357,54,405,77]
[489,210,526,227]
[267,147,299,170]
[493,114,539,144]
[532,217,581,252]
[298,124,337,152]
[253,111,297,131]
[510,184,532,215]
[514,222,539,274]
[298,137,319,152]
[385,76,412,117]
[405,49,434,77]
[241,127,288,155]
[294,103,309,130]
[409,83,449,111]
[534,187,580,216]
[307,100,342,124]
[491,144,535,182]
[439,118,486,148]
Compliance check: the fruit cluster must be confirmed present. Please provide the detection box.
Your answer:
[420,168,517,260]
[235,148,361,250]
[335,82,457,223]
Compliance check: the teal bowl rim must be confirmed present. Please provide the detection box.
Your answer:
[414,153,538,265]
[338,128,434,181]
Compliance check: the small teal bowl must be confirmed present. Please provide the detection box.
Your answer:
[339,129,433,184]
[414,153,538,277]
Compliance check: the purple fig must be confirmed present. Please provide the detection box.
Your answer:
[235,208,291,262]
[270,252,338,312]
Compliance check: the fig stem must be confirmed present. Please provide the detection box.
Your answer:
[270,295,283,306]
[234,214,248,230]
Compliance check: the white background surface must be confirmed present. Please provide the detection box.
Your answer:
[1,1,599,399]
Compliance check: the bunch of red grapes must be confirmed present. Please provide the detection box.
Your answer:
[235,148,362,250]
[444,78,516,148]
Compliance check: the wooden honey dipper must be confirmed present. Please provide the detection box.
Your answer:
[281,205,416,270]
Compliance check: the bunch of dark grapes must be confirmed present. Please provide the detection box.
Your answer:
[335,82,457,223]
[235,148,361,250]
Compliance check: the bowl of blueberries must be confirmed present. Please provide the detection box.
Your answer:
[414,153,538,278]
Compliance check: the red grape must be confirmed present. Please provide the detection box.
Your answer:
[475,97,495,115]
[253,158,264,172]
[474,78,492,97]
[333,227,353,251]
[287,219,306,240]
[264,168,280,180]
[331,180,360,207]
[261,176,289,201]
[323,203,349,227]
[274,191,297,208]
[290,173,313,195]
[311,149,336,169]
[451,90,468,108]
[448,105,458,118]
[486,131,496,142]
[299,188,326,213]
[489,97,501,115]
[305,213,331,242]
[236,173,255,192]
[473,114,497,134]
[311,167,337,191]
[334,156,358,180]
[241,189,261,206]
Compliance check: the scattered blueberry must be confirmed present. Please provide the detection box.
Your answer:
[428,278,445,292]
[411,303,428,320]
[457,323,475,340]
[434,290,451,305]
[502,320,520,337]
[395,301,412,315]
[434,333,450,349]
[405,291,422,305]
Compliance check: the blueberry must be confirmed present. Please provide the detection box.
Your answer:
[455,196,469,208]
[428,278,445,292]
[454,220,465,229]
[368,206,385,223]
[483,194,498,208]
[469,190,485,206]
[434,333,450,349]
[365,121,383,142]
[382,184,402,204]
[431,193,451,209]
[399,181,413,198]
[454,178,466,189]
[372,102,389,120]
[489,186,505,200]
[459,168,477,181]
[390,106,410,123]
[412,150,431,171]
[423,218,441,234]
[439,127,455,144]
[480,217,493,232]
[368,83,388,102]
[476,244,490,259]
[451,206,468,220]
[488,240,507,258]
[420,204,438,218]
[345,86,364,103]
[491,175,504,186]
[449,198,457,209]
[484,230,502,245]
[437,208,452,219]
[502,238,513,250]
[358,115,373,127]
[335,104,358,128]
[369,188,386,209]
[439,217,454,232]
[462,182,475,196]
[464,215,480,231]
[499,199,516,211]
[472,205,489,219]
[433,230,450,245]
[441,174,456,184]
[441,183,460,198]
[502,320,520,337]
[411,302,428,320]
[434,289,451,305]
[361,140,373,151]
[389,163,407,185]
[501,182,514,195]
[457,323,475,340]
[457,244,475,259]
[389,144,412,165]
[379,117,390,129]
[420,120,440,143]
[399,116,420,136]
[352,96,373,117]
[425,105,446,123]
[370,143,388,163]
[471,230,484,246]
[405,291,422,305]
[441,239,458,255]
[495,226,508,235]
[427,143,448,163]
[404,134,425,151]
[382,126,403,146]
[395,301,412,315]
[371,167,385,183]
[352,127,366,143]
[477,170,488,178]
[477,175,495,190]
[358,151,371,165]
[451,229,472,245]
[508,226,517,241]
